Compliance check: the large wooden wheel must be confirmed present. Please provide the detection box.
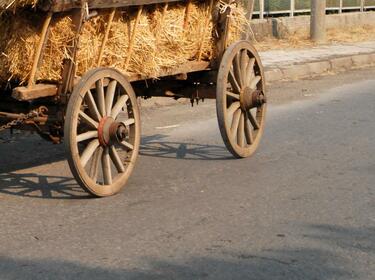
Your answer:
[216,40,267,158]
[64,68,140,197]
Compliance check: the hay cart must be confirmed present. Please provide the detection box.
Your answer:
[0,0,267,197]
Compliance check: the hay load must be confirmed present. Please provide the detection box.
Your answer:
[0,0,247,85]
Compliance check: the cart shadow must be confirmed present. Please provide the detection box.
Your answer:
[140,134,233,160]
[0,172,90,199]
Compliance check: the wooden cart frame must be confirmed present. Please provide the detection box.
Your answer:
[0,0,267,196]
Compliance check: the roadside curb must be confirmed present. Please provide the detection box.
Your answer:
[265,53,375,83]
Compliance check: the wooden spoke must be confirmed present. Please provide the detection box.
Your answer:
[237,112,245,147]
[81,139,100,167]
[227,101,240,116]
[121,140,134,151]
[226,90,240,100]
[233,53,243,87]
[65,68,141,197]
[230,108,241,137]
[216,41,266,158]
[245,58,255,87]
[244,119,254,145]
[79,110,99,129]
[111,95,129,119]
[240,50,249,86]
[85,90,102,121]
[102,147,112,185]
[105,80,117,116]
[248,110,260,130]
[77,131,98,143]
[89,146,103,182]
[109,146,125,173]
[228,68,241,94]
[122,118,135,126]
[96,79,106,117]
[250,75,261,90]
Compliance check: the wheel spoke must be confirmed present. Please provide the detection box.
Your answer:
[81,139,100,167]
[249,75,261,90]
[240,50,249,86]
[227,101,240,116]
[248,110,260,130]
[233,53,243,88]
[230,108,241,138]
[85,90,102,121]
[122,118,135,126]
[110,95,129,119]
[244,118,254,145]
[109,145,125,173]
[228,68,241,94]
[226,90,240,100]
[79,111,99,129]
[120,140,134,151]
[245,58,255,87]
[102,147,112,185]
[89,146,103,182]
[237,112,245,147]
[77,131,98,143]
[105,80,117,116]
[96,79,106,117]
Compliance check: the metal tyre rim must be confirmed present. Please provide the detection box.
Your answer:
[65,68,140,197]
[216,40,267,158]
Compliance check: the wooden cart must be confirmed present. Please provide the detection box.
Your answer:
[0,0,267,197]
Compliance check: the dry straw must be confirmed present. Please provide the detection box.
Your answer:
[0,0,247,84]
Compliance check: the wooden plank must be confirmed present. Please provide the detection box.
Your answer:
[12,84,58,101]
[10,61,210,101]
[27,13,53,88]
[128,61,210,81]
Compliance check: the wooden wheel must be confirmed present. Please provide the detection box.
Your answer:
[64,68,140,197]
[216,41,267,158]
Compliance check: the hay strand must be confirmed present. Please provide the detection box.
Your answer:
[0,0,247,84]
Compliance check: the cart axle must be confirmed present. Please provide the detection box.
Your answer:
[240,89,266,111]
[98,117,128,146]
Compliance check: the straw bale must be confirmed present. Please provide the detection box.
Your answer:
[0,0,247,84]
[0,11,74,84]
[0,0,38,11]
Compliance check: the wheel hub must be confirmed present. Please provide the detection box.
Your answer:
[98,117,128,146]
[240,87,266,111]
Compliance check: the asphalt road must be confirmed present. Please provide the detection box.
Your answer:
[0,69,374,279]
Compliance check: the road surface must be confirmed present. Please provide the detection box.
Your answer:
[0,68,374,279]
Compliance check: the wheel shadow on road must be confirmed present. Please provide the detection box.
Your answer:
[0,172,90,199]
[140,134,233,160]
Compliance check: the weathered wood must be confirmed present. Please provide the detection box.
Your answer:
[58,8,86,98]
[27,13,53,88]
[97,8,116,66]
[183,0,192,29]
[128,61,210,81]
[213,3,231,67]
[12,84,58,101]
[10,60,210,100]
[124,5,143,71]
[197,0,214,61]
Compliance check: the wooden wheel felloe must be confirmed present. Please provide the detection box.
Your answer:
[64,68,140,197]
[216,41,267,158]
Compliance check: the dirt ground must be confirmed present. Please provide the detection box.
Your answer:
[254,25,375,51]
